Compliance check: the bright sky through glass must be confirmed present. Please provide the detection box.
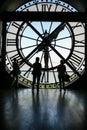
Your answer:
[21,21,72,68]
[5,0,85,86]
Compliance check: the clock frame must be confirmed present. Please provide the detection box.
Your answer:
[2,0,85,88]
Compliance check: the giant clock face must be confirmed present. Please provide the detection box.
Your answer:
[6,0,85,88]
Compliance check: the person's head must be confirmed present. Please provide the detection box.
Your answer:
[60,60,64,64]
[36,57,39,62]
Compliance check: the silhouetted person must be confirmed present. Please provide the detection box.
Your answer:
[57,60,66,91]
[32,57,41,91]
[11,58,20,88]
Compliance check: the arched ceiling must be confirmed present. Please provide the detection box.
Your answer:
[0,0,87,13]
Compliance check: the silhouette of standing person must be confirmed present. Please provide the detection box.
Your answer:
[57,60,66,91]
[32,57,41,91]
[12,58,20,88]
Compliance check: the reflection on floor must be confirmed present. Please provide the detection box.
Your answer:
[0,88,87,130]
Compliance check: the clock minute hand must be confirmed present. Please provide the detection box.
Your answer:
[20,22,65,65]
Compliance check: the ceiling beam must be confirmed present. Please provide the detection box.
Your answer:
[0,12,87,22]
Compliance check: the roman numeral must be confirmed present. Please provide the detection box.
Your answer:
[26,8,29,12]
[75,40,85,47]
[61,8,69,12]
[10,53,22,64]
[42,4,52,11]
[69,53,82,69]
[7,39,16,46]
[74,40,85,55]
[10,53,26,68]
[72,22,82,30]
[12,22,21,29]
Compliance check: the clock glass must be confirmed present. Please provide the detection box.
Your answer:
[6,0,85,88]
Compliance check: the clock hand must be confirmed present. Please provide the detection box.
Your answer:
[20,22,65,65]
[27,21,65,45]
[37,22,65,52]
[37,23,65,70]
[48,22,65,43]
[8,31,42,42]
[27,21,44,39]
[49,44,81,77]
[19,39,46,65]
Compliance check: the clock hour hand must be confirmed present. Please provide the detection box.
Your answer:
[20,22,65,65]
[37,22,65,52]
[27,21,65,45]
[19,38,46,65]
[22,23,65,60]
[47,22,65,43]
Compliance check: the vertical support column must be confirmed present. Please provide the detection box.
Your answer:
[1,21,6,72]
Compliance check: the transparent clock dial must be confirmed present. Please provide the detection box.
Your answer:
[17,22,72,68]
[6,0,85,88]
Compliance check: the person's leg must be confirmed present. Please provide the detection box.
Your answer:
[15,75,18,88]
[32,75,36,90]
[37,75,40,91]
[12,77,14,88]
[59,75,62,91]
[12,76,16,88]
[62,77,65,91]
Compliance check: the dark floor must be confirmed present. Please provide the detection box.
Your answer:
[0,88,87,130]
